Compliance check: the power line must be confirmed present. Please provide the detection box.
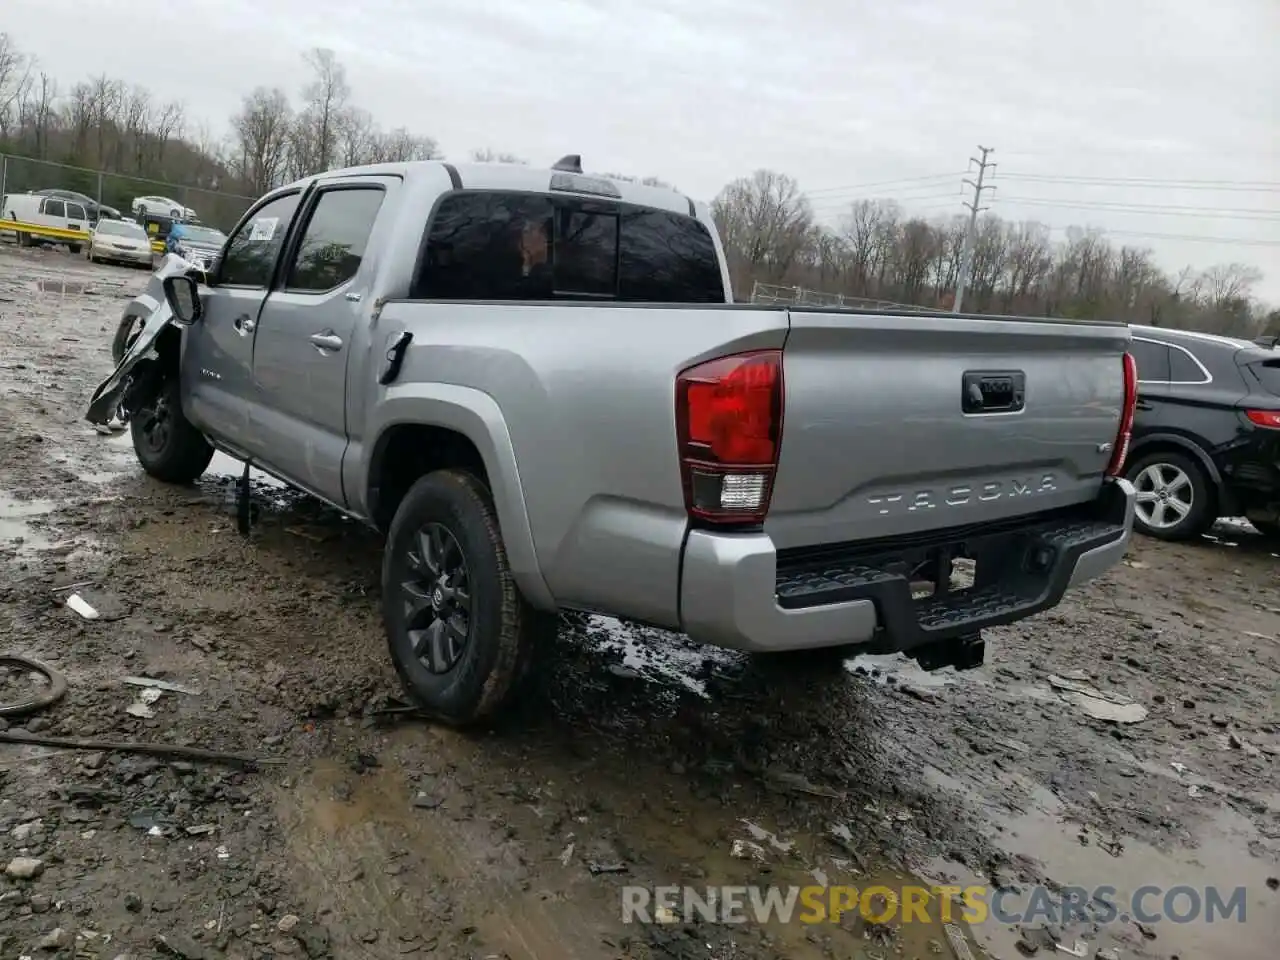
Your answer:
[808,190,963,213]
[1046,226,1280,247]
[804,171,965,197]
[997,196,1280,221]
[954,146,996,314]
[997,173,1280,191]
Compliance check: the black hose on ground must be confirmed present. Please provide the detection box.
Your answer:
[0,654,69,718]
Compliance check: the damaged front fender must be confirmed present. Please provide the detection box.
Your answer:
[85,254,204,426]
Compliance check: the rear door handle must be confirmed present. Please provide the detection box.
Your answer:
[233,314,255,335]
[309,331,344,353]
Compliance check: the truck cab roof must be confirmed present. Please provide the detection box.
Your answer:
[281,160,699,218]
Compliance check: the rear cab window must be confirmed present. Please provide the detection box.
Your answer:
[413,190,724,303]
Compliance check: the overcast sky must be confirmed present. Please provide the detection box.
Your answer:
[8,0,1280,299]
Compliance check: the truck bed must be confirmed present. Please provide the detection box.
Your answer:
[362,299,1130,631]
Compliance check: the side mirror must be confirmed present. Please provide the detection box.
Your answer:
[163,275,202,326]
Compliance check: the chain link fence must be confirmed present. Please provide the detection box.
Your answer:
[749,281,931,312]
[0,154,255,232]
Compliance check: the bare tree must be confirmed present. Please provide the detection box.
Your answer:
[229,87,293,196]
[289,48,349,176]
[371,128,440,162]
[711,169,814,292]
[0,32,34,138]
[1199,263,1262,306]
[470,148,528,164]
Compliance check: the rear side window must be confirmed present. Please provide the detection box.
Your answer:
[1130,338,1171,382]
[1168,346,1208,383]
[285,188,385,293]
[415,191,724,302]
[42,199,65,218]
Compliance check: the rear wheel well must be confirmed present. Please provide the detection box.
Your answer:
[368,425,490,532]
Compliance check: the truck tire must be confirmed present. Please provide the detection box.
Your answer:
[1126,450,1213,541]
[382,469,551,726]
[112,313,146,365]
[130,375,214,483]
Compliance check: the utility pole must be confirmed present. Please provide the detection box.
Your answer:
[953,145,996,314]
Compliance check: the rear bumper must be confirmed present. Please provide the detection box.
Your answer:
[679,477,1134,653]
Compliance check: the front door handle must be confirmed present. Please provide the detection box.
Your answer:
[310,331,344,353]
[233,314,255,335]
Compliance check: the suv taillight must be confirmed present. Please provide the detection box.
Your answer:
[1244,409,1280,429]
[1106,351,1138,478]
[675,350,784,524]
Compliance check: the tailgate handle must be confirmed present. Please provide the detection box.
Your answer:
[962,371,1025,414]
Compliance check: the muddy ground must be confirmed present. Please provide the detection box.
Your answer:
[0,242,1277,960]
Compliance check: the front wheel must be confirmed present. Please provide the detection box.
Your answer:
[382,469,553,726]
[130,375,214,483]
[68,243,81,254]
[1127,451,1213,541]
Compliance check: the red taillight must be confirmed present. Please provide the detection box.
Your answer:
[1106,351,1138,478]
[675,350,784,524]
[1245,408,1280,429]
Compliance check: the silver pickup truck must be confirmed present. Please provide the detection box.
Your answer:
[87,156,1138,725]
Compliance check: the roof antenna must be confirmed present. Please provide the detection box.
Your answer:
[551,154,583,174]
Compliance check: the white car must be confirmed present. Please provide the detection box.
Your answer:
[86,219,154,269]
[131,195,197,220]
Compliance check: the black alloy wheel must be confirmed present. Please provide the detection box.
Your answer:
[135,390,173,456]
[401,522,473,673]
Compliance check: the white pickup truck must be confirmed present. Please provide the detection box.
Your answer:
[88,156,1137,725]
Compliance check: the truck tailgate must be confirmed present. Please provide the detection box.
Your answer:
[766,310,1130,549]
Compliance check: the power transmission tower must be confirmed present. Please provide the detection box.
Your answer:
[953,146,996,313]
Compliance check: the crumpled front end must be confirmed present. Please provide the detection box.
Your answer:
[85,254,200,426]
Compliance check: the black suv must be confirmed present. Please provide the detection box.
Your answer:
[1124,325,1280,540]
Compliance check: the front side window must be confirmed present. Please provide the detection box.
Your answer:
[66,203,86,221]
[285,188,385,293]
[219,192,301,288]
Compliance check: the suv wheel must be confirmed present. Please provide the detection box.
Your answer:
[1127,451,1212,541]
[130,376,214,483]
[383,469,552,726]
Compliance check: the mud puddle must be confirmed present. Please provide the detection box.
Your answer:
[281,731,990,960]
[924,766,1277,960]
[30,277,131,297]
[0,492,57,551]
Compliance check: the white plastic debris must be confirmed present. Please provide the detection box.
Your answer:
[944,923,976,960]
[1047,674,1148,723]
[123,676,199,695]
[125,687,163,719]
[66,593,100,620]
